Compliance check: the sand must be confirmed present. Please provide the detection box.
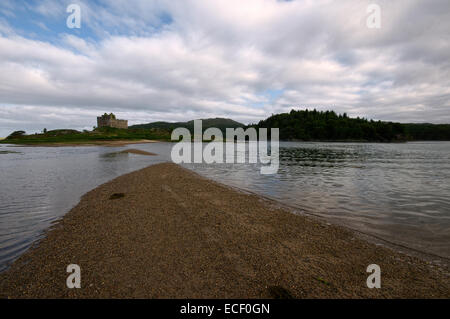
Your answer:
[0,163,448,298]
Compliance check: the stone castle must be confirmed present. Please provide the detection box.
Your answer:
[97,113,128,129]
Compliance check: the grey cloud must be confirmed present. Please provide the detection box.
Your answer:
[0,0,450,137]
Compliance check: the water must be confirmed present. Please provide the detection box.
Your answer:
[0,143,173,272]
[1,142,449,272]
[184,142,450,260]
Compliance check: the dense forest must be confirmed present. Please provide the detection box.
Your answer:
[253,109,450,142]
[402,123,450,141]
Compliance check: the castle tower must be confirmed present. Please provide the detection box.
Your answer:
[97,113,128,129]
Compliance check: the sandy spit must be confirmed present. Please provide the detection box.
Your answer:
[0,163,448,298]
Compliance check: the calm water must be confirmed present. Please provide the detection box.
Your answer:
[0,143,173,273]
[1,141,449,272]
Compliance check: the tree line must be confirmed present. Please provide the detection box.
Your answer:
[252,109,450,142]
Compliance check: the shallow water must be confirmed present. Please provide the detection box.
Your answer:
[183,142,450,260]
[0,141,449,272]
[0,143,172,272]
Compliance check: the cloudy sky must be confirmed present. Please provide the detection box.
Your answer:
[0,0,449,136]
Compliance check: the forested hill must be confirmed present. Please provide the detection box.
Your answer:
[253,109,450,142]
[130,118,244,133]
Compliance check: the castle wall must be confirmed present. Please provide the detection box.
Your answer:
[97,117,128,129]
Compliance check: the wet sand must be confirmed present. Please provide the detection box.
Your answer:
[0,163,448,298]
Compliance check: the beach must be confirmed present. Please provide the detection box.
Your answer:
[0,162,448,298]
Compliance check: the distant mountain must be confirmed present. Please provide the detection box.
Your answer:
[130,118,245,133]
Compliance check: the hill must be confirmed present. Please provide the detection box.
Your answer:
[130,118,244,133]
[252,109,450,142]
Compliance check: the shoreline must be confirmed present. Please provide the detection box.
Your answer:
[0,139,160,147]
[219,182,450,267]
[0,163,448,298]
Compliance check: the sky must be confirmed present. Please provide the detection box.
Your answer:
[0,0,449,136]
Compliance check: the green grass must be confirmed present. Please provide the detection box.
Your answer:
[0,127,171,145]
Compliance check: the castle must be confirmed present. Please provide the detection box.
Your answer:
[97,113,128,129]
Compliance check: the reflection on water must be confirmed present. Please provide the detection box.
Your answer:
[0,141,449,273]
[183,142,450,259]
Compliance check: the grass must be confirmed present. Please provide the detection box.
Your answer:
[0,127,171,145]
